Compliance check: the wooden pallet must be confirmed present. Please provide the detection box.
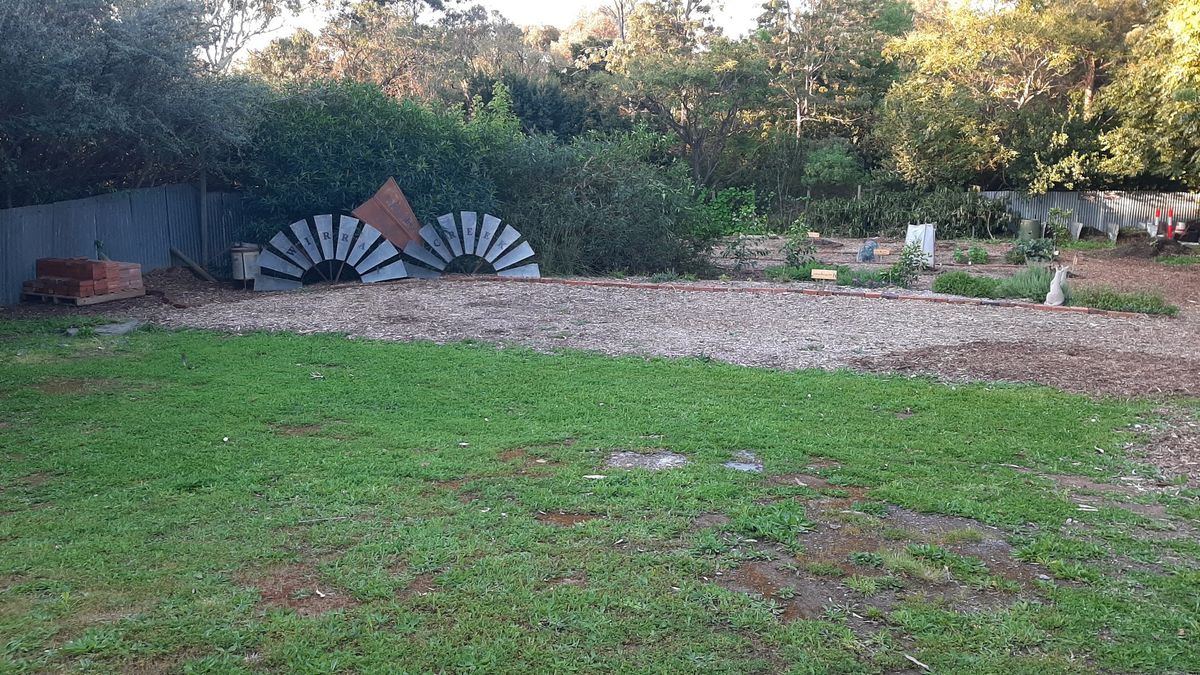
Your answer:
[22,288,146,306]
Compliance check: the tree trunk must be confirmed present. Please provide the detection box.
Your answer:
[1082,56,1097,119]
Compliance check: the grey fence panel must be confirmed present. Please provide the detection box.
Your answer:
[128,187,173,270]
[0,209,13,305]
[51,196,99,258]
[204,191,245,269]
[987,191,1200,236]
[93,191,138,263]
[2,204,55,304]
[164,184,202,263]
[1,184,245,305]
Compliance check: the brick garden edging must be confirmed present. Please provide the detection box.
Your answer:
[441,275,1156,319]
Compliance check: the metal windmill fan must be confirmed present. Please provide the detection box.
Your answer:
[254,179,539,290]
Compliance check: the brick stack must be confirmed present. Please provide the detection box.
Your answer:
[23,258,144,299]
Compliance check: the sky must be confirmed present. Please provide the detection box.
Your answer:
[253,0,762,52]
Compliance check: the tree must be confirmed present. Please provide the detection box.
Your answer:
[755,0,910,140]
[600,0,637,41]
[202,0,314,73]
[878,2,1122,190]
[0,0,266,207]
[247,1,555,104]
[1100,0,1200,187]
[620,39,770,186]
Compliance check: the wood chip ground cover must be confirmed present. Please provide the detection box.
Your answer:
[1,322,1198,672]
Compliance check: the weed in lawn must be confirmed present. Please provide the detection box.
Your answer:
[849,551,885,568]
[879,550,948,583]
[852,501,889,517]
[732,502,814,549]
[804,562,844,577]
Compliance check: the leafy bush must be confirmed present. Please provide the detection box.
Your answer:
[782,225,818,267]
[1070,287,1179,316]
[1045,207,1072,243]
[879,244,925,288]
[932,271,1000,297]
[694,187,768,238]
[1005,238,1056,264]
[801,188,1011,239]
[494,130,708,275]
[968,245,990,264]
[238,79,516,239]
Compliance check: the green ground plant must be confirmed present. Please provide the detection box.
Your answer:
[0,321,1197,672]
[931,269,1179,315]
[1005,238,1057,264]
[1070,287,1180,316]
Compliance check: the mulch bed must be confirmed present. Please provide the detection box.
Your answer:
[853,340,1200,400]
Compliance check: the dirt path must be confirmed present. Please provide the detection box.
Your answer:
[13,272,1192,399]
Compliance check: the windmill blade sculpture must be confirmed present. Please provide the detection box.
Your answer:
[254,178,539,290]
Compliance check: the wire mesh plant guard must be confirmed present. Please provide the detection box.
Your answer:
[254,178,540,290]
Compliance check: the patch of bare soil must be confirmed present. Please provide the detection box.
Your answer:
[691,513,731,530]
[720,559,858,621]
[713,502,1043,624]
[541,571,588,588]
[536,512,601,527]
[1126,408,1200,486]
[854,340,1200,399]
[397,572,438,598]
[1071,248,1200,310]
[34,378,119,395]
[19,472,53,487]
[243,563,356,617]
[497,447,556,475]
[271,423,322,437]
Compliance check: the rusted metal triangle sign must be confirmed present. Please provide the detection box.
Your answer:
[351,177,422,249]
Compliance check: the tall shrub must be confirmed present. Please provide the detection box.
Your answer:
[235,79,519,238]
[493,130,708,275]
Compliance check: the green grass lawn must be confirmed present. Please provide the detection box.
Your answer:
[1,319,1198,673]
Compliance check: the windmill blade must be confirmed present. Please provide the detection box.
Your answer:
[268,230,312,270]
[497,263,540,278]
[493,241,535,270]
[437,213,464,257]
[255,274,303,291]
[355,240,402,275]
[460,211,478,254]
[484,225,520,263]
[361,259,408,283]
[403,241,447,270]
[475,214,502,256]
[258,249,305,279]
[347,225,383,267]
[314,214,336,261]
[334,216,359,261]
[419,223,455,263]
[290,219,324,265]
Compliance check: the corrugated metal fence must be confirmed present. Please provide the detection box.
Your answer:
[984,191,1200,237]
[0,184,246,305]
